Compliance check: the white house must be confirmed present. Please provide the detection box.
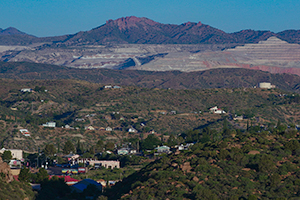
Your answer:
[21,88,32,92]
[106,127,113,131]
[209,106,226,114]
[0,148,23,160]
[128,127,137,133]
[85,126,95,131]
[43,122,56,128]
[19,129,30,137]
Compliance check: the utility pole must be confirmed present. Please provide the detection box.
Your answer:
[37,147,40,168]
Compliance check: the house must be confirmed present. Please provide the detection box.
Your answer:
[87,160,120,169]
[113,85,121,89]
[42,122,56,128]
[233,115,244,120]
[259,82,276,89]
[117,148,130,155]
[0,148,23,160]
[71,179,102,193]
[155,146,170,153]
[64,154,80,161]
[128,127,137,133]
[170,110,177,115]
[104,85,112,89]
[106,126,113,131]
[20,88,32,92]
[85,125,95,130]
[19,129,30,137]
[209,106,226,114]
[75,118,85,122]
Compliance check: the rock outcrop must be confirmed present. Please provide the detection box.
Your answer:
[0,157,14,182]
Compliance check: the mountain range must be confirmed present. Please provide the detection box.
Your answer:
[1,16,300,45]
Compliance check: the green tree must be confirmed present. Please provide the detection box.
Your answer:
[36,168,49,183]
[140,134,161,150]
[63,140,75,154]
[105,142,115,151]
[44,144,56,157]
[18,166,31,182]
[1,150,12,163]
[76,139,83,154]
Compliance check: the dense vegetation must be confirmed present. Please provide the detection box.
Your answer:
[107,126,300,199]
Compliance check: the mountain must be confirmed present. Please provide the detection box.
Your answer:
[0,16,299,46]
[61,16,279,45]
[0,27,27,35]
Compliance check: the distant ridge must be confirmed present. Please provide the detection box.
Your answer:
[0,16,299,45]
[0,27,27,35]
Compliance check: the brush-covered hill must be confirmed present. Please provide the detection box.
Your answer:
[106,128,300,199]
[1,61,300,93]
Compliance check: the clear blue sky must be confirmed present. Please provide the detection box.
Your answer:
[1,0,299,37]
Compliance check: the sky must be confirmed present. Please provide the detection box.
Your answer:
[0,0,299,37]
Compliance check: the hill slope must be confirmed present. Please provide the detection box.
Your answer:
[0,61,300,93]
[107,129,300,199]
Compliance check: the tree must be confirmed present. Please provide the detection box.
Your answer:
[76,139,83,154]
[105,142,115,151]
[140,134,161,150]
[44,144,56,157]
[19,166,31,182]
[36,168,49,183]
[63,140,75,154]
[1,150,12,163]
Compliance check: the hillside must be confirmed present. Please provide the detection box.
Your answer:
[1,77,300,153]
[0,61,300,93]
[107,128,300,199]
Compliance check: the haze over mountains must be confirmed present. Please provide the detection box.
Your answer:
[0,16,300,76]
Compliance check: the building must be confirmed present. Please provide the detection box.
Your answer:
[117,148,130,155]
[20,88,32,92]
[87,160,120,169]
[71,179,102,193]
[259,82,276,89]
[209,106,226,114]
[0,148,23,160]
[106,126,113,131]
[19,129,30,137]
[42,122,56,128]
[85,125,95,130]
[128,127,137,133]
[155,146,170,153]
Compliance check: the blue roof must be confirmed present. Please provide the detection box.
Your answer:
[71,179,102,192]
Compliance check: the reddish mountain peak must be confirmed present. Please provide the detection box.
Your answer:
[106,16,158,30]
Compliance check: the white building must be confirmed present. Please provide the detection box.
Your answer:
[21,88,32,92]
[0,148,23,160]
[19,129,30,137]
[128,127,137,133]
[42,122,56,128]
[259,82,276,89]
[106,127,113,131]
[209,106,226,114]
